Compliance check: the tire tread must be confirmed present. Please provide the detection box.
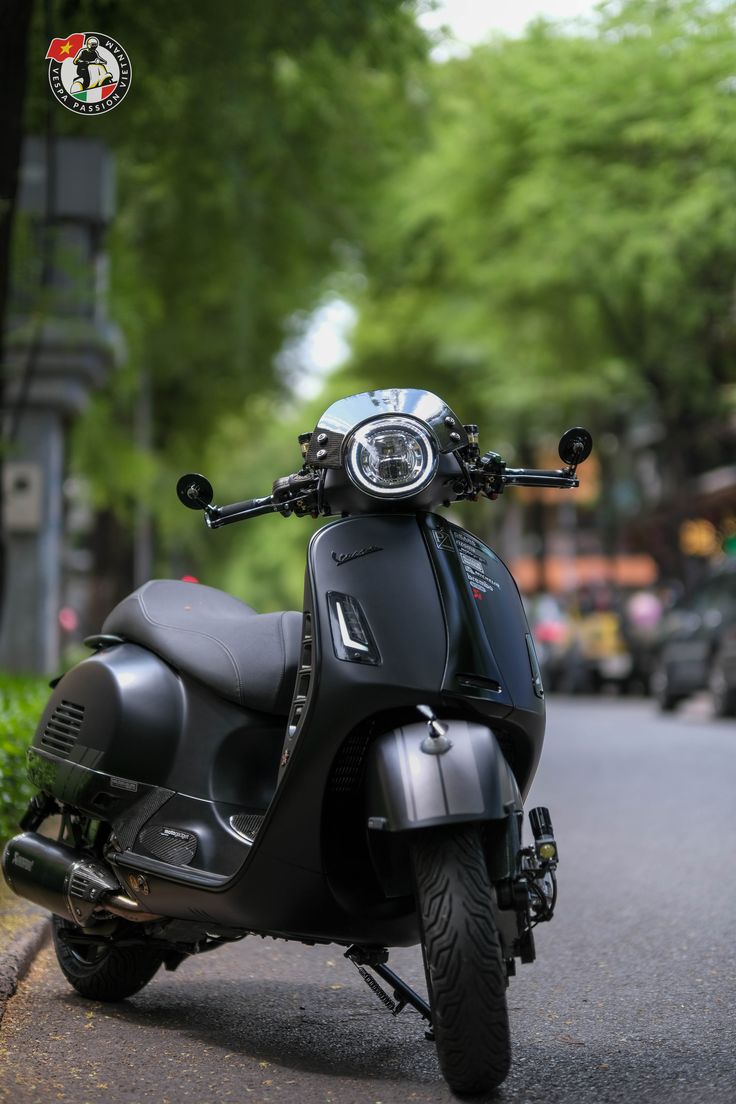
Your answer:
[52,918,163,1002]
[412,825,511,1095]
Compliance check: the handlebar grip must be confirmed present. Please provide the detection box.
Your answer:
[214,495,273,520]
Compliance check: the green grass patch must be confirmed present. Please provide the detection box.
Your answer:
[0,674,48,843]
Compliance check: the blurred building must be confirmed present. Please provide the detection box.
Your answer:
[505,409,736,597]
[0,136,119,673]
[624,416,736,591]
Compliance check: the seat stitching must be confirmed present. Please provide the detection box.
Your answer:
[136,589,244,703]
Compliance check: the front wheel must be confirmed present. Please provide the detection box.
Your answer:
[411,825,511,1095]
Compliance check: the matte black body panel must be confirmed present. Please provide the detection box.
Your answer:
[31,645,286,802]
[422,514,545,796]
[207,514,451,942]
[33,643,183,785]
[365,720,522,831]
[29,645,286,880]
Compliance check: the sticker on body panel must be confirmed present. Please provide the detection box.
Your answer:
[431,520,501,597]
[454,531,501,598]
[432,527,454,551]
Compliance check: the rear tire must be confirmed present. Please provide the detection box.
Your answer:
[52,917,164,1001]
[411,825,511,1095]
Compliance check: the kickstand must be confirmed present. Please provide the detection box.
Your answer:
[345,945,434,1039]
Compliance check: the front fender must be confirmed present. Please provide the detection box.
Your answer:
[365,720,522,832]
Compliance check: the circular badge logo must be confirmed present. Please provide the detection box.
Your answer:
[46,32,132,114]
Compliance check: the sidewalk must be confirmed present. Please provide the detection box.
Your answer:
[0,878,50,1021]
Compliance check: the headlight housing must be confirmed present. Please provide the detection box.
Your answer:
[344,416,438,499]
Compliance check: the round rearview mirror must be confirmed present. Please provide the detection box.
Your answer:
[176,473,214,510]
[558,428,593,467]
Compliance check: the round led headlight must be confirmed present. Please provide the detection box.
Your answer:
[345,416,438,499]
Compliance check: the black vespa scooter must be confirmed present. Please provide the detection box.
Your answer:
[3,388,591,1095]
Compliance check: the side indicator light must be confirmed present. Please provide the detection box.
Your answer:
[327,592,381,665]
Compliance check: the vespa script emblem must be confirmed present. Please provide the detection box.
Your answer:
[331,546,383,566]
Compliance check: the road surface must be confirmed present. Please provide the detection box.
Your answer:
[1,695,734,1103]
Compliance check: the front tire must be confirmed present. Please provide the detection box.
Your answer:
[411,825,511,1095]
[52,917,164,1001]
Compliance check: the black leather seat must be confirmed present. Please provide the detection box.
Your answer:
[103,580,302,715]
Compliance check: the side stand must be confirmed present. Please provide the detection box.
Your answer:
[345,945,434,1039]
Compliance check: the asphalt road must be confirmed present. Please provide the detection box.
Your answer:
[1,695,735,1104]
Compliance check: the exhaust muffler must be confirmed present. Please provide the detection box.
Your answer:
[1,831,152,926]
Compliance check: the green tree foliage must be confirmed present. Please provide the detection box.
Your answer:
[0,674,47,841]
[20,0,429,514]
[18,1,736,611]
[167,391,313,611]
[344,0,736,465]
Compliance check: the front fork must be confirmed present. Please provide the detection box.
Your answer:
[496,805,559,974]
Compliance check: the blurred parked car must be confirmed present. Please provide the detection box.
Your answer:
[652,563,736,716]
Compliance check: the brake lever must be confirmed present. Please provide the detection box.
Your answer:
[462,454,579,499]
[177,469,323,529]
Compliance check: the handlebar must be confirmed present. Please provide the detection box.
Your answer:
[176,469,323,529]
[179,430,590,529]
[203,466,579,527]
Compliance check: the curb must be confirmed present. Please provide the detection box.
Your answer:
[0,914,51,1023]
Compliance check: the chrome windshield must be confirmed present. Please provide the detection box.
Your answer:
[307,388,467,468]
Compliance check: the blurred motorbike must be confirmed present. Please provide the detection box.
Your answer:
[3,388,592,1095]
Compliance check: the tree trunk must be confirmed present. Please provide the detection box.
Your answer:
[0,0,34,630]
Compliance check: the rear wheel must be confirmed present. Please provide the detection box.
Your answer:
[411,825,511,1095]
[52,916,164,1001]
[52,814,164,1001]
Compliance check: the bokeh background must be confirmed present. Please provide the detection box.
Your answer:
[1,0,735,693]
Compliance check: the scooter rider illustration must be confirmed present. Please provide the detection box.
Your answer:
[72,36,113,92]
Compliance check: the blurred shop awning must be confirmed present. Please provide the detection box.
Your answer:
[510,554,658,594]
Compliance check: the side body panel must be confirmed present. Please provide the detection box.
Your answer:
[28,645,285,879]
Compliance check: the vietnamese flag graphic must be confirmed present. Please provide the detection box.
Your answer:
[46,33,85,62]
